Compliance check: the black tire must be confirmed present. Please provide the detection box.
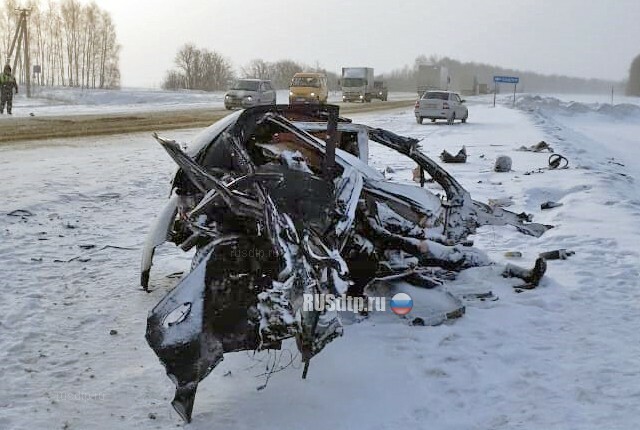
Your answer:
[448,113,456,125]
[416,116,423,124]
[461,115,468,123]
[431,119,436,123]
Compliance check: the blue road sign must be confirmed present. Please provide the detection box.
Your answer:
[494,76,519,84]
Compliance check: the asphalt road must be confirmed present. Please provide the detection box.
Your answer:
[0,100,414,143]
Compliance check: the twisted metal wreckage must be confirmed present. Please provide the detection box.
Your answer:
[141,104,551,422]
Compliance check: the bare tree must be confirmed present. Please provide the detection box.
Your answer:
[0,0,120,88]
[269,59,303,89]
[161,70,185,90]
[174,43,197,89]
[163,44,234,91]
[241,58,270,80]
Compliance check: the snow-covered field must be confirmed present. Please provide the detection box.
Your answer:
[0,87,416,119]
[1,94,640,429]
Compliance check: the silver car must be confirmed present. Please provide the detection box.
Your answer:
[224,79,277,110]
[414,90,468,124]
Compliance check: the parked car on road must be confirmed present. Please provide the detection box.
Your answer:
[414,90,468,124]
[224,79,276,110]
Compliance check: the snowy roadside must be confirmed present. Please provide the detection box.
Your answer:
[1,96,639,429]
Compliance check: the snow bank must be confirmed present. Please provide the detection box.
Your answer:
[515,94,640,118]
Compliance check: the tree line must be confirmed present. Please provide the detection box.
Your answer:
[163,44,341,91]
[0,0,121,89]
[164,44,630,96]
[627,54,640,96]
[386,55,622,94]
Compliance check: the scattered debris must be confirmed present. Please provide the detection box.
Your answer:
[541,201,564,210]
[148,413,157,420]
[539,249,575,260]
[412,166,422,183]
[502,257,547,288]
[548,154,569,170]
[504,251,522,258]
[440,146,467,163]
[53,256,92,263]
[384,166,395,174]
[461,291,498,302]
[607,158,625,167]
[141,104,552,423]
[517,140,554,152]
[7,209,34,217]
[494,155,512,172]
[523,154,569,175]
[488,197,514,208]
[523,168,545,175]
[410,317,426,326]
[54,244,137,264]
[109,329,118,336]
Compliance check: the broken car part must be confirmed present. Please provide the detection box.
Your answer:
[539,249,575,260]
[517,140,554,153]
[440,146,467,163]
[141,104,552,422]
[494,155,512,172]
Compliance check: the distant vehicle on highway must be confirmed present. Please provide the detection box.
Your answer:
[289,72,328,104]
[341,67,375,102]
[224,79,276,110]
[416,64,449,96]
[373,81,388,101]
[414,90,468,124]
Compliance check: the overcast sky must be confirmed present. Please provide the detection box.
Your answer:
[86,0,640,88]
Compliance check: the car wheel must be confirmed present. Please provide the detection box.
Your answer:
[461,115,468,123]
[431,119,436,123]
[416,116,423,124]
[448,113,456,125]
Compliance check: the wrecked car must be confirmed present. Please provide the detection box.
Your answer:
[141,104,551,422]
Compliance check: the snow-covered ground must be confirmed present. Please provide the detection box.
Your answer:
[1,93,640,429]
[0,86,416,119]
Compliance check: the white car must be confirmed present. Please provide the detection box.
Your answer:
[224,79,277,110]
[414,90,468,124]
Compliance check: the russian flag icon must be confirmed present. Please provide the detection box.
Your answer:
[390,293,413,315]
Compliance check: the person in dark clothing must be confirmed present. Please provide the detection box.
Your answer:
[0,65,19,115]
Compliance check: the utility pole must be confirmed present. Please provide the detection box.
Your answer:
[611,86,614,105]
[5,8,32,97]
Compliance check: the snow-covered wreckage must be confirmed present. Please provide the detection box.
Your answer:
[141,104,551,422]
